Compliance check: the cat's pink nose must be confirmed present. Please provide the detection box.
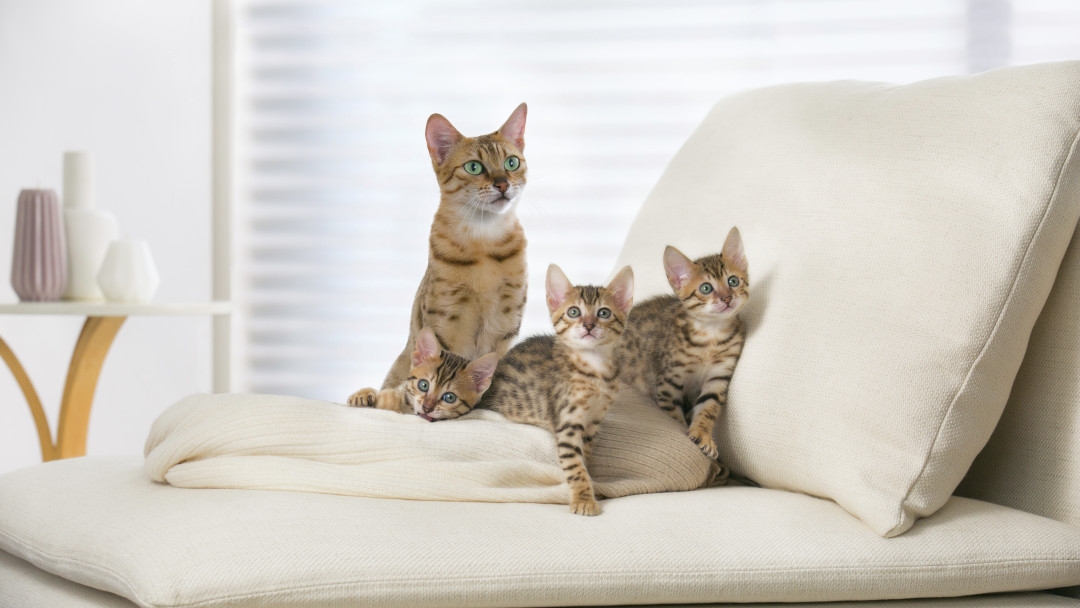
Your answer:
[583,321,595,333]
[721,295,732,304]
[494,178,509,193]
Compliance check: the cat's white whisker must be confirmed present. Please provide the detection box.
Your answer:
[456,201,478,235]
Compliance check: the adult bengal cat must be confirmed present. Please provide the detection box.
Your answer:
[348,104,529,409]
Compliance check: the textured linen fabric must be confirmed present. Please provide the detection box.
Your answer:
[957,222,1080,526]
[613,61,1080,537]
[143,391,712,502]
[2,457,1080,607]
[3,546,1079,608]
[0,550,134,608]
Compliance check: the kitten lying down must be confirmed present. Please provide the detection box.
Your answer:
[477,264,634,515]
[344,326,497,422]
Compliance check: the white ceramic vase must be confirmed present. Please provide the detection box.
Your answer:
[63,208,119,301]
[61,151,119,301]
[97,239,160,303]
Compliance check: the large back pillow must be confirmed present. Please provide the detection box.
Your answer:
[614,61,1080,537]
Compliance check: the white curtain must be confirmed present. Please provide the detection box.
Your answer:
[234,0,1080,401]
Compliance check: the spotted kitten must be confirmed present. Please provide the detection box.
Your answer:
[478,264,634,516]
[355,326,499,421]
[348,104,528,407]
[617,227,749,461]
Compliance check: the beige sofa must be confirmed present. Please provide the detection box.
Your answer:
[2,61,1080,607]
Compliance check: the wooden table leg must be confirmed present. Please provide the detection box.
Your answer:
[0,336,55,461]
[55,316,126,459]
[1,315,126,461]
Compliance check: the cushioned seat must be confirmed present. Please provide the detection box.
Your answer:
[2,456,1080,607]
[4,552,1079,608]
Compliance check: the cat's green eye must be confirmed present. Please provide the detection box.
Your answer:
[597,308,611,319]
[567,306,581,318]
[699,283,714,295]
[441,392,457,404]
[463,161,484,175]
[417,379,430,392]
[727,276,740,288]
[504,156,520,171]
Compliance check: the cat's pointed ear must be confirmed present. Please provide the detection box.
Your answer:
[663,246,695,292]
[722,227,748,274]
[466,353,499,394]
[545,264,574,313]
[606,266,635,315]
[412,327,441,367]
[499,103,527,151]
[426,113,464,165]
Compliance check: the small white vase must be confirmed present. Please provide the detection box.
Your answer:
[97,239,160,303]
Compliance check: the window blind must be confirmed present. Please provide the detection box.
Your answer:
[235,0,1077,401]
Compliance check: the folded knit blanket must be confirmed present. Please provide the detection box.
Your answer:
[143,389,713,504]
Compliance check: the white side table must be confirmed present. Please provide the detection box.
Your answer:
[0,301,231,462]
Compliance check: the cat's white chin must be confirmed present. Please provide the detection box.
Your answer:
[459,196,519,225]
[571,332,614,350]
[416,409,447,422]
[574,328,602,341]
[708,300,740,315]
[480,194,519,215]
[695,306,741,329]
[462,199,520,240]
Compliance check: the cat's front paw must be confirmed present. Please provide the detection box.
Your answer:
[570,497,602,516]
[346,388,378,408]
[688,429,719,460]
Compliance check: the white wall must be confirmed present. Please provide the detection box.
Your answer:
[0,0,212,474]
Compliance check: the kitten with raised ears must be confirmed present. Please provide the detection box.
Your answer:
[347,104,529,408]
[478,264,635,516]
[616,227,749,461]
[355,326,499,421]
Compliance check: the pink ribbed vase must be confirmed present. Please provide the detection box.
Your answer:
[11,189,68,301]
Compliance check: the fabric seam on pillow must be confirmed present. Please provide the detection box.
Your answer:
[0,528,150,607]
[892,122,1080,537]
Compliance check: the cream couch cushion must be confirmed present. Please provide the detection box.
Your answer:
[2,457,1080,607]
[614,61,1080,536]
[4,553,1080,608]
